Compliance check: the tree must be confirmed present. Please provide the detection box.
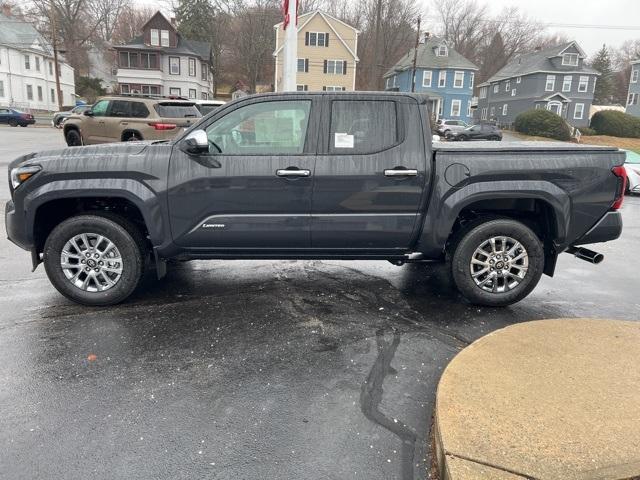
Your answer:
[76,75,106,102]
[592,44,615,105]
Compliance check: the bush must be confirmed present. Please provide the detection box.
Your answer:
[590,110,640,138]
[579,127,597,136]
[514,109,572,141]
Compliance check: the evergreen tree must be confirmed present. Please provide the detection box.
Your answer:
[592,44,614,105]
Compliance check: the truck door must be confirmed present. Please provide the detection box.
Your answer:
[167,97,319,250]
[310,97,428,250]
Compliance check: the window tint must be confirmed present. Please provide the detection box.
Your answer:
[91,100,109,117]
[109,100,130,117]
[130,102,149,118]
[154,103,201,118]
[329,100,397,154]
[206,100,311,155]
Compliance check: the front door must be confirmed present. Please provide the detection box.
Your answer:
[547,101,562,116]
[168,97,319,250]
[82,99,112,143]
[310,97,428,251]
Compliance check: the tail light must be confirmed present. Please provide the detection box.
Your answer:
[148,122,177,131]
[611,165,627,210]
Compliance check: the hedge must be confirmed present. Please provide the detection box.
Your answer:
[590,110,640,138]
[579,127,597,136]
[514,109,572,141]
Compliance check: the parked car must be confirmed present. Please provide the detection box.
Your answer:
[52,105,92,128]
[6,92,626,307]
[194,99,226,116]
[623,149,640,194]
[0,108,35,127]
[435,119,469,137]
[450,123,502,141]
[62,95,202,146]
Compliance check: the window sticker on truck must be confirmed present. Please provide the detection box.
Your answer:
[334,133,354,148]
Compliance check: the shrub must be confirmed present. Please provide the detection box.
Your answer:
[514,109,572,141]
[579,127,597,136]
[590,110,640,138]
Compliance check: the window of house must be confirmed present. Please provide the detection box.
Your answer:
[467,101,472,117]
[493,83,499,94]
[37,86,43,101]
[24,55,30,69]
[139,53,157,69]
[545,75,556,91]
[438,101,443,116]
[562,76,572,92]
[201,63,208,81]
[207,100,311,155]
[150,29,159,46]
[502,104,508,116]
[297,58,309,73]
[422,70,432,87]
[574,103,585,119]
[480,107,487,120]
[454,71,464,88]
[479,86,487,98]
[119,52,140,69]
[50,88,55,102]
[306,32,329,47]
[169,57,180,75]
[296,85,308,91]
[329,100,397,154]
[516,76,522,84]
[628,93,636,105]
[120,84,130,94]
[49,61,53,75]
[490,106,495,117]
[140,85,160,95]
[169,87,181,96]
[325,60,345,75]
[505,80,510,91]
[438,71,447,88]
[511,89,516,96]
[470,72,474,89]
[26,84,33,100]
[189,58,196,76]
[562,53,579,66]
[161,30,170,47]
[436,45,448,56]
[632,69,639,83]
[189,88,196,99]
[323,86,346,91]
[578,76,589,92]
[450,99,461,117]
[0,80,4,97]
[35,57,40,71]
[202,92,208,100]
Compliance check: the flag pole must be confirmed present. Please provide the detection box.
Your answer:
[281,0,298,92]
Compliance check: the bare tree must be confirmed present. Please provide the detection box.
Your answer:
[88,0,129,43]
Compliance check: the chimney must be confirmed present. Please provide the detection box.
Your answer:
[1,4,11,17]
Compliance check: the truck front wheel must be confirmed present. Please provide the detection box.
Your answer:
[451,219,544,307]
[43,214,146,306]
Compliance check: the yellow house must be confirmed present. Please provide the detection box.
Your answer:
[273,10,359,92]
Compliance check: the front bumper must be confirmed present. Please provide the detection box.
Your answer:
[573,211,623,246]
[5,199,31,250]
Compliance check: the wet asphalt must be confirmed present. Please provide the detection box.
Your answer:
[1,127,639,480]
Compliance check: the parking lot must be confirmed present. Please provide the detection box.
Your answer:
[1,126,639,480]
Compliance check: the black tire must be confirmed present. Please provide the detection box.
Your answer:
[43,214,146,306]
[451,219,544,307]
[457,135,469,141]
[123,131,142,142]
[8,119,17,127]
[20,124,28,127]
[65,129,82,146]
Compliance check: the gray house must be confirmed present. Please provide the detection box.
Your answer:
[476,41,598,128]
[627,60,640,117]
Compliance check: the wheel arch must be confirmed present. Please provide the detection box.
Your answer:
[121,129,143,141]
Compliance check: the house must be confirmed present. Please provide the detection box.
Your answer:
[476,41,598,127]
[0,10,75,111]
[626,60,640,117]
[114,11,213,99]
[383,34,478,123]
[273,10,359,92]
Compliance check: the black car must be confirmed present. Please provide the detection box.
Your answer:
[451,123,502,141]
[52,105,92,128]
[0,108,35,127]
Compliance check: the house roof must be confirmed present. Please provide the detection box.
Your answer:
[0,13,52,55]
[479,41,598,86]
[384,36,478,78]
[114,34,211,61]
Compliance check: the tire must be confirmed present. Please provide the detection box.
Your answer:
[65,129,82,146]
[20,124,28,127]
[123,132,142,142]
[451,218,544,307]
[8,119,17,127]
[457,135,469,141]
[43,214,146,306]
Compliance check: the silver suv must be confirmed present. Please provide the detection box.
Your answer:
[436,119,469,138]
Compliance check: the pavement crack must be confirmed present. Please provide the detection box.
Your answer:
[445,452,535,479]
[360,329,418,480]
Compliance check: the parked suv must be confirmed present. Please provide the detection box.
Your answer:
[62,95,202,146]
[450,123,503,141]
[435,119,469,137]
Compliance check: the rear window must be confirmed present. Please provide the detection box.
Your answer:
[154,102,201,118]
[329,100,398,154]
[625,151,640,164]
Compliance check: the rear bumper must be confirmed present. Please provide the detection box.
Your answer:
[572,211,622,246]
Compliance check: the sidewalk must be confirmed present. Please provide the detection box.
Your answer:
[433,319,640,480]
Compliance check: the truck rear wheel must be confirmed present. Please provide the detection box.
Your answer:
[451,219,544,306]
[43,214,146,306]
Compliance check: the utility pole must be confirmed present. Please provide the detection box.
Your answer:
[411,17,421,93]
[50,2,63,110]
[281,0,298,92]
[371,0,382,90]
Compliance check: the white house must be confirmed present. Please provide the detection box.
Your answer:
[114,11,213,99]
[0,11,76,111]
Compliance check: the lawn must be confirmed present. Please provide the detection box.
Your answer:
[505,131,640,153]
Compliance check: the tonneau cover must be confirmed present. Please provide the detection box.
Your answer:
[433,141,618,153]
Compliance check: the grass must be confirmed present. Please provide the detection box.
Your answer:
[505,130,640,153]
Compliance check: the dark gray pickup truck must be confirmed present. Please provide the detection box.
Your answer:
[5,92,627,306]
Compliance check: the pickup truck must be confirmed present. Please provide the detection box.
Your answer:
[5,92,627,307]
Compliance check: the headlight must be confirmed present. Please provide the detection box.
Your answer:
[10,165,41,189]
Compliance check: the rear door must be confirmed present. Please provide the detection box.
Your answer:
[310,96,428,251]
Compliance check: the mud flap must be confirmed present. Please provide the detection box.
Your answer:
[153,247,167,279]
[30,248,41,272]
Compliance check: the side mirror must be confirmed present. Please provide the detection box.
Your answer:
[84,110,94,116]
[181,129,209,155]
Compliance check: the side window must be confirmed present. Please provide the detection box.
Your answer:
[109,100,131,118]
[91,100,109,117]
[329,100,397,154]
[130,102,150,118]
[206,100,311,155]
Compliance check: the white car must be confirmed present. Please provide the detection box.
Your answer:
[194,99,226,116]
[623,150,640,194]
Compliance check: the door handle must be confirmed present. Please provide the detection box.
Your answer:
[384,168,418,177]
[276,168,311,177]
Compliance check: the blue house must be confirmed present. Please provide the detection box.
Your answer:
[383,34,478,123]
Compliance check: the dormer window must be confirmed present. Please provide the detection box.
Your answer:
[151,29,159,46]
[436,45,448,57]
[562,53,579,66]
[160,29,170,47]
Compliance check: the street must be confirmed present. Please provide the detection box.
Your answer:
[1,127,639,480]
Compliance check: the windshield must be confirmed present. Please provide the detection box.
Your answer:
[154,103,201,118]
[625,150,640,164]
